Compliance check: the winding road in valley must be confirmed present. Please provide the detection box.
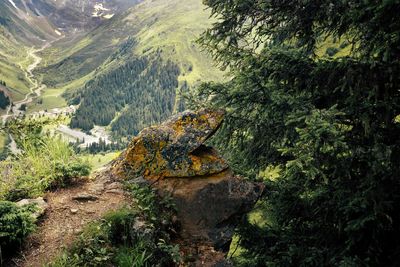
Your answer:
[1,42,110,153]
[1,43,50,153]
[1,43,49,124]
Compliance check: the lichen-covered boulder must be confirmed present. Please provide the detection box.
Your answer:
[113,109,228,179]
[111,109,264,265]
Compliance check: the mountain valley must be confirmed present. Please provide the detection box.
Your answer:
[1,1,399,266]
[0,0,223,151]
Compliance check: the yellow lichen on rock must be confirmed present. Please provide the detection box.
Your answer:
[110,108,264,264]
[112,109,228,179]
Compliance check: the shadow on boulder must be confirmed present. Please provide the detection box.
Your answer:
[110,109,264,266]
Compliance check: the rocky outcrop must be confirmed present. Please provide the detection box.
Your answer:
[16,197,48,220]
[113,109,228,179]
[111,109,264,265]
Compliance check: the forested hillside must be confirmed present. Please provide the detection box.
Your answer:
[0,0,139,104]
[69,51,181,137]
[34,0,223,139]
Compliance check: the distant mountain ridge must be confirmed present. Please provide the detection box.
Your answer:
[0,0,139,42]
[0,0,140,102]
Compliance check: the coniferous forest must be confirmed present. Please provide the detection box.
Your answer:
[69,53,181,138]
[0,80,9,109]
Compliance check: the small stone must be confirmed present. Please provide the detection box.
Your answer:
[72,194,99,202]
[88,183,105,194]
[70,208,79,214]
[130,176,149,186]
[105,189,124,194]
[133,218,146,231]
[105,182,121,190]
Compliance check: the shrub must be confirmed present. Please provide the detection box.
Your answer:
[0,201,36,256]
[103,208,138,246]
[69,234,114,266]
[113,244,152,267]
[339,40,350,49]
[52,161,91,188]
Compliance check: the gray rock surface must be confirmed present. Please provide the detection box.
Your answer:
[16,197,48,220]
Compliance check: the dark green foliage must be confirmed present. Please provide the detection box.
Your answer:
[197,0,400,266]
[65,222,114,267]
[83,139,125,154]
[69,53,180,138]
[0,17,8,26]
[325,47,339,57]
[0,135,10,160]
[0,201,36,257]
[19,104,26,111]
[51,161,91,188]
[0,90,10,110]
[124,183,180,265]
[339,41,350,49]
[113,245,152,267]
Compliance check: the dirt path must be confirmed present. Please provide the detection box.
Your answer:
[10,171,129,267]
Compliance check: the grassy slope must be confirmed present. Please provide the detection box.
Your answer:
[80,152,120,171]
[315,36,353,58]
[0,28,32,101]
[0,133,6,154]
[129,0,224,84]
[36,0,224,111]
[27,87,67,113]
[0,0,60,103]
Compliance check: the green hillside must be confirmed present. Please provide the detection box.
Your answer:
[35,0,224,138]
[39,0,223,87]
[0,27,32,102]
[0,0,59,103]
[130,0,224,84]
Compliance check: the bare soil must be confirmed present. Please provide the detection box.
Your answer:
[9,171,128,267]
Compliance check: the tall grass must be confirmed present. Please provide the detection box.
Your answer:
[0,135,91,201]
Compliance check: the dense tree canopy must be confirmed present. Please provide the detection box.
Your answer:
[69,52,181,138]
[197,0,400,266]
[0,89,9,109]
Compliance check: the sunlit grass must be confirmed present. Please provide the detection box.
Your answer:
[80,152,120,171]
[0,133,6,154]
[0,136,91,200]
[133,0,224,85]
[27,88,68,113]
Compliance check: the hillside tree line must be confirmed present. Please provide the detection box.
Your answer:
[69,53,180,138]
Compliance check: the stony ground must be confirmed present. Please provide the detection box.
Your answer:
[10,170,128,267]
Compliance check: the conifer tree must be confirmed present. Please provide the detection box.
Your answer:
[197,1,400,265]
